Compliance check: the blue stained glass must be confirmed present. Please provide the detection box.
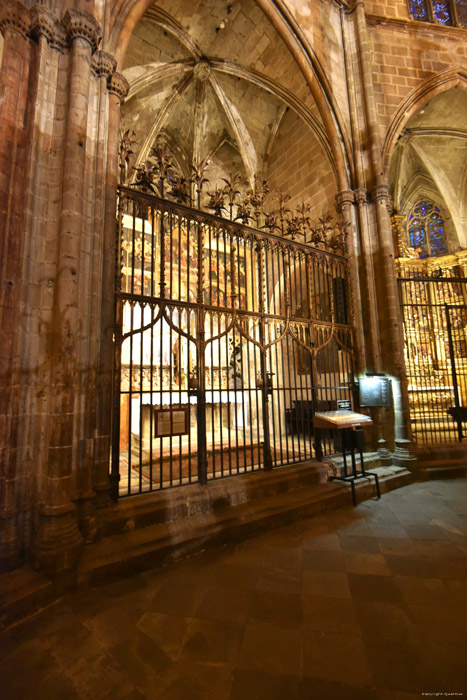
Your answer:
[433,1,452,23]
[409,0,430,21]
[407,199,447,258]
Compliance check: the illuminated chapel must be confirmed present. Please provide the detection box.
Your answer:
[0,0,466,582]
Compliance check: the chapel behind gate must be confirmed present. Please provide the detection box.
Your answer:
[0,0,466,581]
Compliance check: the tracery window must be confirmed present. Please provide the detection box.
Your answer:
[408,199,447,258]
[409,0,467,27]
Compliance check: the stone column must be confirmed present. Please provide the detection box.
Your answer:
[71,49,117,540]
[352,3,415,466]
[32,9,102,580]
[372,185,416,467]
[94,70,129,506]
[335,189,366,374]
[0,0,32,571]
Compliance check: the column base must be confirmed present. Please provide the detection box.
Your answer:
[73,490,98,544]
[392,438,417,470]
[32,511,83,582]
[377,438,393,467]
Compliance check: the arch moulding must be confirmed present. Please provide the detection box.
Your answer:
[383,67,467,176]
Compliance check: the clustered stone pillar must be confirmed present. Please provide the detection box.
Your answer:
[335,189,366,374]
[94,69,129,506]
[32,8,102,579]
[351,2,415,466]
[0,0,33,571]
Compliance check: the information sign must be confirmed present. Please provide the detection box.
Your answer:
[359,377,391,407]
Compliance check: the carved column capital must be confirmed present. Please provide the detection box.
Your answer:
[372,184,390,205]
[92,50,117,79]
[30,4,56,43]
[62,8,102,53]
[335,189,354,213]
[108,72,130,103]
[354,188,369,206]
[0,1,31,39]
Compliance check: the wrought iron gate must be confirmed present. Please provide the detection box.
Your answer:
[112,187,354,496]
[398,270,467,444]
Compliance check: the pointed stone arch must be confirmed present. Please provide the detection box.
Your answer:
[383,66,467,175]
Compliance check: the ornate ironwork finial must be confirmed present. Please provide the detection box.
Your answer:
[119,129,136,184]
[206,186,226,217]
[190,159,210,208]
[221,172,241,221]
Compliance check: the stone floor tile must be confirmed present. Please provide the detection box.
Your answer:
[99,573,148,599]
[407,603,467,646]
[427,641,467,693]
[416,539,465,558]
[256,565,302,595]
[429,555,467,580]
[213,563,261,590]
[353,599,420,642]
[347,574,403,604]
[343,551,391,576]
[302,549,345,572]
[259,548,302,571]
[302,571,351,599]
[338,535,380,554]
[337,519,374,537]
[445,578,467,607]
[302,595,360,635]
[301,533,341,551]
[195,585,253,622]
[146,661,233,700]
[248,589,302,629]
[229,668,301,700]
[382,554,436,578]
[179,617,243,666]
[147,581,205,616]
[109,629,172,681]
[363,637,444,693]
[368,524,410,539]
[136,611,191,660]
[237,624,302,676]
[300,677,375,700]
[82,605,140,647]
[302,631,371,686]
[393,575,455,607]
[402,524,449,540]
[376,538,425,558]
[63,650,137,700]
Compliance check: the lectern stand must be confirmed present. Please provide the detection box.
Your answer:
[313,410,381,506]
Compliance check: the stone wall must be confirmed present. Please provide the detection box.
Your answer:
[266,108,337,217]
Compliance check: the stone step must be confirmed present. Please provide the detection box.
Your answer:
[100,461,328,538]
[79,465,413,587]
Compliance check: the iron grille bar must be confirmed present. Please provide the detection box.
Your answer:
[114,188,354,495]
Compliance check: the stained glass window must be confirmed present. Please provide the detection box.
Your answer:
[408,199,447,258]
[433,1,452,23]
[410,0,430,21]
[409,0,467,26]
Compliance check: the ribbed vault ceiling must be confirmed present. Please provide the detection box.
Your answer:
[121,0,330,189]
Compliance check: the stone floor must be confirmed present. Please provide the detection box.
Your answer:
[2,479,467,699]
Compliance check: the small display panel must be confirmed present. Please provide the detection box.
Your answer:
[154,407,189,437]
[359,377,392,407]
